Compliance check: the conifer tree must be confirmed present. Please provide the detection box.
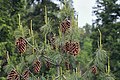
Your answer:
[0,0,117,80]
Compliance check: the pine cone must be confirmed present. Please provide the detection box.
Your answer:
[60,19,71,33]
[7,69,20,80]
[91,65,97,75]
[64,41,80,56]
[71,42,80,56]
[65,61,70,70]
[22,69,29,80]
[16,37,27,53]
[33,60,41,73]
[45,61,51,69]
[47,32,56,50]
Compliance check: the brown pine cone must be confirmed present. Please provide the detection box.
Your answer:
[64,41,80,56]
[22,69,29,80]
[60,19,71,33]
[7,69,20,80]
[16,37,27,53]
[91,65,97,75]
[45,61,51,69]
[33,60,41,73]
[47,32,56,50]
[65,61,70,70]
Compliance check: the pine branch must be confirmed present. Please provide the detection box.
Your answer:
[25,38,57,65]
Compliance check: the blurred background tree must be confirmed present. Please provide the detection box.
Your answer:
[91,0,120,79]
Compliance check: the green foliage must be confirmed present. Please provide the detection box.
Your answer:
[25,0,60,34]
[0,0,118,80]
[92,0,120,79]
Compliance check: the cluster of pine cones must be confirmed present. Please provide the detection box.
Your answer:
[8,18,80,79]
[7,59,41,80]
[7,69,29,80]
[47,19,80,56]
